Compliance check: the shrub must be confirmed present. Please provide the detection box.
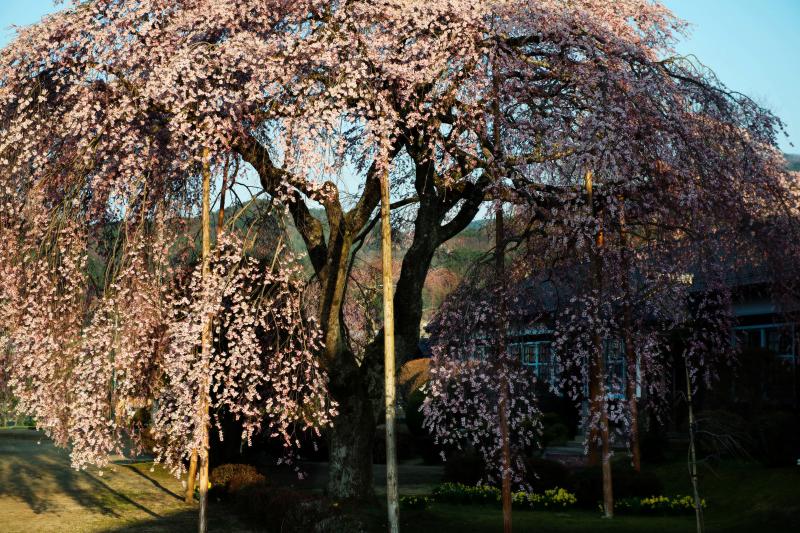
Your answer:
[695,409,753,460]
[512,488,578,510]
[640,427,670,464]
[537,392,580,438]
[400,495,432,510]
[443,449,485,485]
[236,485,320,531]
[432,483,577,510]
[414,435,443,465]
[523,457,570,493]
[571,465,662,508]
[404,389,427,438]
[616,495,706,515]
[751,410,800,467]
[398,358,430,400]
[209,463,266,497]
[432,483,500,505]
[540,413,570,448]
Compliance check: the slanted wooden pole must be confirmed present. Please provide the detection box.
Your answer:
[381,160,400,533]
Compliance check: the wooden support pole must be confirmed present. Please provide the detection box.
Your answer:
[197,151,213,533]
[381,162,400,533]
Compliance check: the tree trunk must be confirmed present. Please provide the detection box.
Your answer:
[619,209,641,472]
[599,398,614,519]
[185,450,198,503]
[586,169,602,474]
[625,340,641,473]
[587,375,601,467]
[319,208,382,501]
[590,330,614,519]
[495,207,513,533]
[587,170,613,518]
[685,360,704,533]
[239,132,486,503]
[327,366,376,500]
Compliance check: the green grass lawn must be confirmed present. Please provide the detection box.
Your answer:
[393,460,799,533]
[1,428,797,532]
[0,429,252,532]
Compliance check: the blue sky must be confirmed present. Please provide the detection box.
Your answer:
[1,1,798,152]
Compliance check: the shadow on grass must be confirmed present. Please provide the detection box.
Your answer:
[97,508,199,532]
[97,505,256,533]
[122,463,183,501]
[0,431,162,519]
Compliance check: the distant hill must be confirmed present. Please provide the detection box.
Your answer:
[786,153,800,172]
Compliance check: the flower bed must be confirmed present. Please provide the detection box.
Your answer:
[512,487,578,510]
[432,483,501,505]
[614,495,707,515]
[400,495,432,510]
[431,483,577,510]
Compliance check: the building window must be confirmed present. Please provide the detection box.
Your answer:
[604,339,626,399]
[520,341,554,382]
[734,323,797,363]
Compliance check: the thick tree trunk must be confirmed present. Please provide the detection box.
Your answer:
[322,234,380,500]
[327,364,376,500]
[239,133,486,503]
